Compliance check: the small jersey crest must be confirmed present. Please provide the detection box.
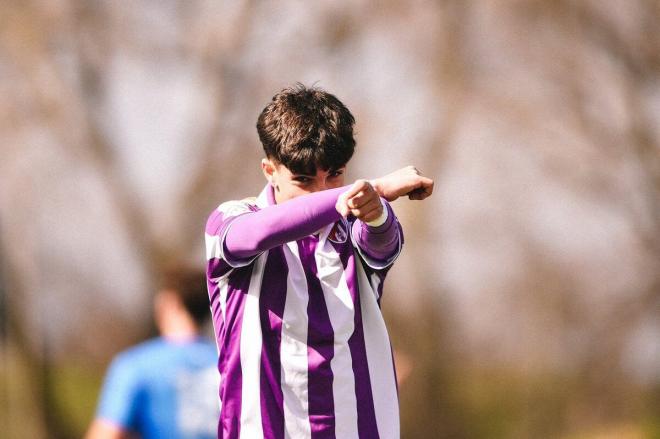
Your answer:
[328,220,348,244]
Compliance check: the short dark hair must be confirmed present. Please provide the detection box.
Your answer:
[256,84,356,175]
[159,266,210,326]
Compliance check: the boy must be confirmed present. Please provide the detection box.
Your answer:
[205,84,433,439]
[87,267,219,439]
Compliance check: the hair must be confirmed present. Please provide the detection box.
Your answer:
[256,83,356,175]
[159,266,210,326]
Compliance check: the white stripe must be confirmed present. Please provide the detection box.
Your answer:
[219,282,229,323]
[370,272,382,301]
[205,233,221,261]
[281,242,312,439]
[255,184,270,208]
[239,253,267,438]
[316,238,359,438]
[210,305,221,353]
[355,260,400,439]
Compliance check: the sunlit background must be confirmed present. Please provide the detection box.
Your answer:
[1,1,659,438]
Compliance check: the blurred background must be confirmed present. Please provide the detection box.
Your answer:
[1,0,659,438]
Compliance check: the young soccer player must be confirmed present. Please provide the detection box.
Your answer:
[87,267,219,439]
[205,84,433,439]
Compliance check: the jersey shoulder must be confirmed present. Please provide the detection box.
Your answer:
[206,196,259,238]
[215,197,258,217]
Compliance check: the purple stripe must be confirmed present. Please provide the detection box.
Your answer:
[298,236,336,438]
[258,247,288,438]
[216,266,252,439]
[334,239,380,439]
[207,258,232,285]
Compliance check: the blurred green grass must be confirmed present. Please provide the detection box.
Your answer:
[2,347,658,438]
[1,350,104,439]
[50,362,104,436]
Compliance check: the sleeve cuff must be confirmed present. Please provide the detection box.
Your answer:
[365,198,389,227]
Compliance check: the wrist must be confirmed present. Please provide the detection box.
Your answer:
[370,178,383,197]
[369,178,398,202]
[365,199,389,227]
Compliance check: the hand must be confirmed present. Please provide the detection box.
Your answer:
[336,179,384,222]
[370,166,434,202]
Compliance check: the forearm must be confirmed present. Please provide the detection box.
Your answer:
[224,186,347,259]
[352,202,400,261]
[84,419,130,439]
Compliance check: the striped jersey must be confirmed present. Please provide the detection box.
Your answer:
[205,184,403,439]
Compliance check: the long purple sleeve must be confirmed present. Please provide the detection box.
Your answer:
[224,186,401,265]
[224,187,346,260]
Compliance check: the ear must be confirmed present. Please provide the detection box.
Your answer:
[261,158,276,184]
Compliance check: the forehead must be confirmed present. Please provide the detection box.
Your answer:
[277,163,345,176]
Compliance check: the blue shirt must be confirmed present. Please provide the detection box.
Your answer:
[96,336,219,439]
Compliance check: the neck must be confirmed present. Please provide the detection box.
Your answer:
[159,315,199,341]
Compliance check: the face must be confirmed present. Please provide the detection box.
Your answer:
[262,159,346,204]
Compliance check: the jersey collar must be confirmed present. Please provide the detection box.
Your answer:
[255,183,275,209]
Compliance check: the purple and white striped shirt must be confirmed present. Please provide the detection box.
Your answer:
[205,184,403,439]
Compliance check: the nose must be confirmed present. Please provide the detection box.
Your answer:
[307,183,325,193]
[308,178,328,193]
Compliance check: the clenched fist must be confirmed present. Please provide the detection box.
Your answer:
[370,166,434,202]
[335,179,384,222]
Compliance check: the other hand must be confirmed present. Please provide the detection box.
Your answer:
[335,179,384,222]
[370,166,434,202]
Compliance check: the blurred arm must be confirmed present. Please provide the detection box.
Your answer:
[86,354,140,439]
[84,419,134,439]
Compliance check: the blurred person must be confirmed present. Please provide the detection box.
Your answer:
[86,267,219,439]
[204,84,433,438]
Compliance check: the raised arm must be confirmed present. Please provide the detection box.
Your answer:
[337,166,433,264]
[370,165,434,202]
[223,186,347,261]
[336,180,401,264]
[216,166,433,265]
